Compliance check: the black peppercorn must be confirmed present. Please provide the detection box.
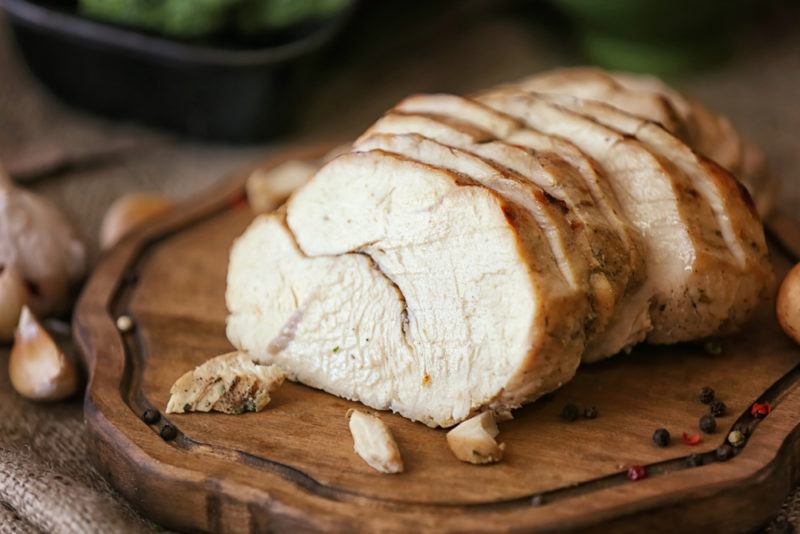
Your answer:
[142,409,160,424]
[698,386,715,404]
[709,400,727,417]
[652,428,670,447]
[686,453,704,467]
[561,403,579,422]
[160,424,177,441]
[715,444,734,461]
[584,406,598,419]
[699,414,717,434]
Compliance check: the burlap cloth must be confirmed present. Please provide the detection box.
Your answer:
[0,4,799,532]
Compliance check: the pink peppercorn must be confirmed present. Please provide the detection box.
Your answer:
[627,465,647,481]
[751,401,772,418]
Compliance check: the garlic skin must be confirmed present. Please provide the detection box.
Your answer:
[0,265,28,342]
[347,410,404,474]
[0,171,86,317]
[100,193,173,250]
[9,306,79,401]
[446,412,505,464]
[777,263,800,344]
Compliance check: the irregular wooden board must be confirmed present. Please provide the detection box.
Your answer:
[74,144,800,533]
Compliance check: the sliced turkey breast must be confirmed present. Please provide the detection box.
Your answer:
[535,94,772,337]
[355,123,592,294]
[353,133,613,337]
[515,67,773,215]
[608,71,744,172]
[503,129,646,286]
[228,151,590,427]
[392,93,646,292]
[461,141,634,338]
[478,90,750,352]
[356,111,493,146]
[357,114,595,297]
[394,94,522,138]
[387,95,649,358]
[356,114,637,347]
[511,67,685,137]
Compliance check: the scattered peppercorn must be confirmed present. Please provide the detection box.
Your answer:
[751,401,772,418]
[699,414,717,434]
[627,465,647,481]
[160,424,177,441]
[734,423,752,438]
[652,428,670,447]
[682,432,702,446]
[703,340,722,355]
[709,400,727,417]
[583,406,598,419]
[698,386,715,404]
[715,444,734,461]
[142,409,160,424]
[686,453,704,467]
[561,403,579,422]
[728,430,746,447]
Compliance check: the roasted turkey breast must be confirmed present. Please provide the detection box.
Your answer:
[226,68,772,426]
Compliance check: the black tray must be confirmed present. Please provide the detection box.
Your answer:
[0,0,354,142]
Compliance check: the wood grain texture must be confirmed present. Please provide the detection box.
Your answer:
[74,145,800,533]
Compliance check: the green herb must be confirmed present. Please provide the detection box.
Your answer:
[332,346,340,353]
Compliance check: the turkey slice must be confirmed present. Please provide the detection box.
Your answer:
[478,90,748,351]
[515,67,773,215]
[535,94,771,336]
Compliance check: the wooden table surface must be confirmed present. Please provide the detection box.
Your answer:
[0,2,799,531]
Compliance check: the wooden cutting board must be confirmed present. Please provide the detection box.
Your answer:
[74,144,800,533]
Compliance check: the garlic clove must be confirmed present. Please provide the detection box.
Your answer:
[446,411,505,464]
[99,193,174,249]
[245,160,317,214]
[9,306,80,401]
[0,182,86,316]
[778,263,800,345]
[0,265,28,342]
[347,409,404,474]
